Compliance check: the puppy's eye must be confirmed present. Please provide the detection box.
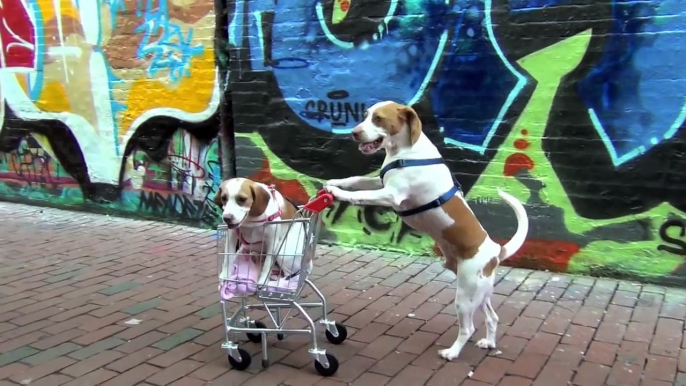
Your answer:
[372,115,382,124]
[221,195,228,203]
[236,196,246,205]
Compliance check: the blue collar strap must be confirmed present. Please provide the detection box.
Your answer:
[379,158,445,180]
[395,183,461,217]
[378,157,462,217]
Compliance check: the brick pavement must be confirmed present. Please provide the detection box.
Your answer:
[1,202,686,386]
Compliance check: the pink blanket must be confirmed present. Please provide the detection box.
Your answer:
[219,251,300,301]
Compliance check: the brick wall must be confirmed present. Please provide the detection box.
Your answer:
[229,0,686,283]
[1,0,686,283]
[0,1,221,227]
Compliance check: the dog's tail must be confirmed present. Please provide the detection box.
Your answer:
[497,189,529,261]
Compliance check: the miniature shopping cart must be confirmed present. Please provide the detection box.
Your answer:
[216,190,348,377]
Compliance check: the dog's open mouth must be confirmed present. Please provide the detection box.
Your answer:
[226,223,240,230]
[359,138,383,154]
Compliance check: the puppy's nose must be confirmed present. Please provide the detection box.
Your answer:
[352,126,362,141]
[222,215,235,224]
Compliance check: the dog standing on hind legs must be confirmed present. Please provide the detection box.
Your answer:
[324,101,529,361]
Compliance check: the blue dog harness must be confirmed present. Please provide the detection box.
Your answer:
[379,158,462,217]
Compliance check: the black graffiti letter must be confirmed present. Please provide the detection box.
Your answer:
[657,219,686,256]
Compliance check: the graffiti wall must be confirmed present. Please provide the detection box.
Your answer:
[0,0,222,227]
[228,0,686,282]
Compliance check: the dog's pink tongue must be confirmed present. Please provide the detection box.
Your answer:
[360,143,374,152]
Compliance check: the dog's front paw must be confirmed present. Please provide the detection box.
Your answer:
[475,339,496,350]
[325,179,344,189]
[438,348,460,361]
[325,186,346,200]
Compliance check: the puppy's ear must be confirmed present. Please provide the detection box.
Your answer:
[401,106,422,145]
[248,183,271,217]
[213,186,223,207]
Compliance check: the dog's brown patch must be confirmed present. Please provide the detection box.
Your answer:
[439,195,488,269]
[372,102,404,136]
[239,180,271,217]
[280,196,298,219]
[482,256,499,277]
[372,103,423,146]
[401,106,422,145]
[213,183,224,207]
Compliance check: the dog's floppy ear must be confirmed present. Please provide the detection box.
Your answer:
[401,106,422,145]
[213,185,223,207]
[248,182,271,217]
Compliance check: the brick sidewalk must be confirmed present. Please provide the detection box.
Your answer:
[0,202,685,386]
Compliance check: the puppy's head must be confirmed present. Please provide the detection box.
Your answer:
[213,178,271,229]
[351,101,422,154]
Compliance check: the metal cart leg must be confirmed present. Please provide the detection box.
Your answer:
[307,279,341,338]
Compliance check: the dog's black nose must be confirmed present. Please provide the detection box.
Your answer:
[222,215,234,224]
[352,126,362,141]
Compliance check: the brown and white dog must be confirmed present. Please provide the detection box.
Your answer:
[214,178,306,286]
[324,101,528,361]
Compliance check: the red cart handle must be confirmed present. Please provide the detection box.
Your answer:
[303,190,335,213]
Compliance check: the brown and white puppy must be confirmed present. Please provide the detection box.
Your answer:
[214,178,304,286]
[324,101,529,361]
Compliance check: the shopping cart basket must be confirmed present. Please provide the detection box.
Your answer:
[216,190,348,376]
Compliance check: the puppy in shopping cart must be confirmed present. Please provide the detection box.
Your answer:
[213,178,310,300]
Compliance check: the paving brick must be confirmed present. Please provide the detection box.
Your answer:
[148,342,205,367]
[386,364,434,386]
[472,356,512,384]
[0,345,40,366]
[61,350,125,377]
[122,298,164,315]
[644,355,678,383]
[101,363,162,386]
[106,347,164,372]
[606,362,643,386]
[187,357,230,381]
[21,373,73,386]
[351,372,391,386]
[62,368,119,386]
[358,335,403,360]
[146,359,202,385]
[153,328,204,350]
[100,281,141,295]
[573,361,611,386]
[9,356,76,385]
[350,323,391,343]
[21,342,82,365]
[68,337,125,360]
[368,351,416,377]
[585,341,619,366]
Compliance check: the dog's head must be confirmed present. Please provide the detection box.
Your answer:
[351,101,422,154]
[213,178,271,229]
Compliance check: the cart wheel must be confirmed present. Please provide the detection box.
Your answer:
[228,348,251,370]
[277,334,284,341]
[314,354,339,377]
[247,321,267,343]
[325,323,348,345]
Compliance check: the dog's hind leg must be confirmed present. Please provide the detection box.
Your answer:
[475,297,498,349]
[438,287,477,361]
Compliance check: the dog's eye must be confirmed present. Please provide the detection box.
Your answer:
[372,115,382,124]
[236,196,246,205]
[221,195,228,203]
